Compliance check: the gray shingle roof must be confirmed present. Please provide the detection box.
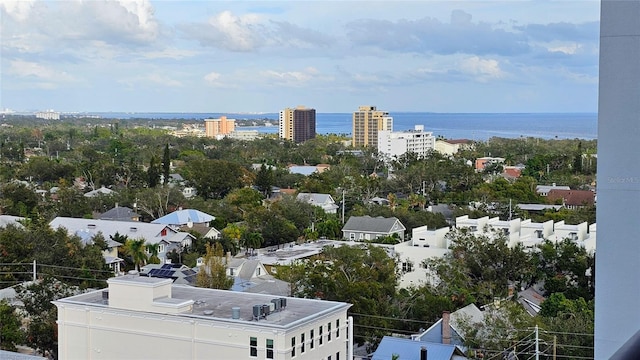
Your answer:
[342,216,406,233]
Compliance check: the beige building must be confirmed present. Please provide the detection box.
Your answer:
[352,105,393,147]
[279,106,316,143]
[55,276,352,360]
[204,116,235,138]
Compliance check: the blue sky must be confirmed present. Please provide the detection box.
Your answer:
[0,0,601,113]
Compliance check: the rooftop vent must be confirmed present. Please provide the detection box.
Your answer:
[232,307,240,320]
[203,310,213,316]
[129,227,138,232]
[88,224,96,229]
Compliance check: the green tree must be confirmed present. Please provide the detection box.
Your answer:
[254,164,275,197]
[183,158,252,200]
[16,276,76,359]
[147,155,160,188]
[146,243,161,264]
[0,299,23,351]
[276,244,398,345]
[122,238,148,271]
[196,242,234,289]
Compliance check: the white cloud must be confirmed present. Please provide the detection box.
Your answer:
[8,60,76,82]
[206,10,264,51]
[547,43,582,55]
[459,56,505,81]
[260,67,321,86]
[0,0,36,21]
[204,72,222,85]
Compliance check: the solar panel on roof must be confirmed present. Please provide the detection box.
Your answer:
[161,264,174,269]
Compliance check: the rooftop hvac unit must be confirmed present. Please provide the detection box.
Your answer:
[262,304,271,317]
[271,298,281,312]
[253,305,263,321]
[280,297,287,309]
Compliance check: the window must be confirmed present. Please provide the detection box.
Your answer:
[250,337,257,357]
[402,261,413,273]
[266,339,274,359]
[328,356,332,360]
[158,244,165,253]
[291,337,296,357]
[229,268,234,276]
[328,322,332,341]
[349,233,355,240]
[319,325,323,345]
[336,352,340,360]
[310,329,315,349]
[257,267,261,276]
[301,333,305,353]
[336,319,340,338]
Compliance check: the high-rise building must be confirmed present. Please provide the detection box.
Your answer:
[352,105,393,147]
[279,106,316,143]
[378,125,435,159]
[204,116,235,138]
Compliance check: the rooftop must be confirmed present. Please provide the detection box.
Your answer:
[57,275,350,329]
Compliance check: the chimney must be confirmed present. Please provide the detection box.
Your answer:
[226,252,231,264]
[420,346,428,360]
[442,311,451,345]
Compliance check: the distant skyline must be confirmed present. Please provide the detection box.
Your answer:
[0,1,600,113]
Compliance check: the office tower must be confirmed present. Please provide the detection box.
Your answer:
[352,105,393,147]
[204,116,235,138]
[595,1,640,358]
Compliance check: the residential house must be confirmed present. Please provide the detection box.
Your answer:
[221,257,291,296]
[517,283,546,316]
[152,208,215,227]
[546,189,595,209]
[435,139,473,156]
[99,206,140,222]
[474,156,505,172]
[519,219,554,249]
[0,215,24,228]
[536,183,571,197]
[287,164,330,176]
[54,275,352,360]
[341,216,406,241]
[395,226,451,287]
[371,337,467,360]
[83,186,116,198]
[296,193,339,214]
[412,304,484,349]
[49,217,195,264]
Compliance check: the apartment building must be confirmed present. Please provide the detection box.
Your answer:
[378,125,435,159]
[279,106,316,143]
[352,106,393,147]
[204,116,235,138]
[55,275,352,360]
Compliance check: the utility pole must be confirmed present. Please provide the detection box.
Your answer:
[535,325,540,360]
[341,190,345,224]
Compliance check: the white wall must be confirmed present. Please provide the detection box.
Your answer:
[595,1,640,357]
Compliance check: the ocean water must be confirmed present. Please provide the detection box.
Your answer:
[91,112,597,141]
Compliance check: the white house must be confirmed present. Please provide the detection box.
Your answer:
[49,217,195,264]
[54,275,352,360]
[296,193,339,214]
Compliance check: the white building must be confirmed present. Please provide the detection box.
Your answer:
[55,276,352,360]
[35,110,60,120]
[377,125,436,159]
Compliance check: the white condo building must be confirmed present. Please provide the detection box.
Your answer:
[55,276,352,360]
[378,125,435,159]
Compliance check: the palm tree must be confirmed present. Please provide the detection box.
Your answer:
[123,239,148,272]
[146,243,161,264]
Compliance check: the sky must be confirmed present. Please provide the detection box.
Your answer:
[0,0,601,113]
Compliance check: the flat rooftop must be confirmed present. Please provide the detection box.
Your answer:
[58,276,350,329]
